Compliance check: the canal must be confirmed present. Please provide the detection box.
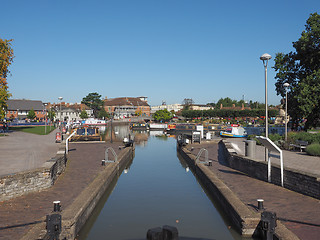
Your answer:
[78,127,249,240]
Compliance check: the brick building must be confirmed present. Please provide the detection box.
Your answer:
[104,97,150,118]
[6,99,46,120]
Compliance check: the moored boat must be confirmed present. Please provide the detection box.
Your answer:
[70,126,102,141]
[130,122,149,130]
[220,124,247,138]
[84,118,106,126]
[149,123,167,130]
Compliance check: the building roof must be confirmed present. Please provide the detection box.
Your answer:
[104,97,150,107]
[7,99,43,111]
[220,104,251,110]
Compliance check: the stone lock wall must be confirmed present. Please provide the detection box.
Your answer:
[220,140,320,200]
[0,145,67,202]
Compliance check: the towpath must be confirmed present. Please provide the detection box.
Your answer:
[0,141,123,240]
[186,140,320,240]
[0,129,59,176]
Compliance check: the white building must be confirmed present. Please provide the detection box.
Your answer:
[55,107,81,122]
[151,103,183,114]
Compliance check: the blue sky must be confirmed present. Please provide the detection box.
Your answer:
[2,0,319,106]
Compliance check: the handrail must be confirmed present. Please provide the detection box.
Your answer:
[105,147,118,162]
[195,148,208,164]
[66,131,77,154]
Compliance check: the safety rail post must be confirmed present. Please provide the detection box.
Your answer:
[195,148,208,164]
[105,147,118,163]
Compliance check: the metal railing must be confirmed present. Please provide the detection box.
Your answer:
[195,148,208,164]
[105,147,118,163]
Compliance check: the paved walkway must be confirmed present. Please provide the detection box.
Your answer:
[0,141,123,240]
[186,141,320,240]
[226,138,320,176]
[0,129,60,176]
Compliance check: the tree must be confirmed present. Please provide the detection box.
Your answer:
[79,109,88,119]
[98,108,109,119]
[27,108,36,120]
[0,38,14,120]
[47,109,56,121]
[216,97,237,108]
[135,109,142,116]
[81,92,104,118]
[274,13,320,129]
[182,98,194,110]
[153,109,172,122]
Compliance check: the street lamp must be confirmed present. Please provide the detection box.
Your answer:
[260,53,272,161]
[283,82,290,142]
[58,97,63,126]
[44,103,48,134]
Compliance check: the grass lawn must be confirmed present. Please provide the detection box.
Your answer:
[10,125,56,135]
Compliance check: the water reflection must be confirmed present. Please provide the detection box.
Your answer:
[77,129,248,240]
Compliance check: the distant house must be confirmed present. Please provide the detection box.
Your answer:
[189,104,214,111]
[6,99,45,120]
[48,102,94,122]
[104,96,151,118]
[151,103,183,114]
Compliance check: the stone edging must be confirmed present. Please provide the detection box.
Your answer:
[20,146,134,240]
[178,145,299,240]
[221,139,320,200]
[0,141,67,202]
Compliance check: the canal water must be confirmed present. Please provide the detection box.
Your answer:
[78,127,249,240]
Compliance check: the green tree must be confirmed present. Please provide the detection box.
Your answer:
[216,97,237,107]
[98,108,109,119]
[0,38,14,120]
[81,92,104,118]
[182,98,194,110]
[274,12,320,129]
[47,109,56,121]
[79,109,88,119]
[153,109,172,122]
[27,108,36,120]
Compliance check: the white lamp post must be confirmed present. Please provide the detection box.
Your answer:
[260,53,272,161]
[44,103,47,134]
[283,82,290,142]
[58,97,63,125]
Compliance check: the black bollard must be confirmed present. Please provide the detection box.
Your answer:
[53,201,61,212]
[46,201,62,240]
[257,199,264,211]
[261,211,277,240]
[163,225,179,240]
[146,227,163,240]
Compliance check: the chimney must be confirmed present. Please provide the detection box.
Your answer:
[232,104,235,108]
[220,104,223,109]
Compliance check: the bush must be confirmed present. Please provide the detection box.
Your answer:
[268,133,282,142]
[306,143,320,156]
[288,131,320,144]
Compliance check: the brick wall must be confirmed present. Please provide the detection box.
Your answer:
[0,145,67,202]
[220,140,320,200]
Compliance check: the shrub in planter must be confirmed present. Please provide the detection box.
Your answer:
[306,143,320,156]
[269,133,282,142]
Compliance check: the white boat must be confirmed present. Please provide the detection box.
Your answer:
[149,123,167,130]
[84,118,106,126]
[220,124,247,138]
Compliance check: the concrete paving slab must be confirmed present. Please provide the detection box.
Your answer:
[0,129,60,176]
